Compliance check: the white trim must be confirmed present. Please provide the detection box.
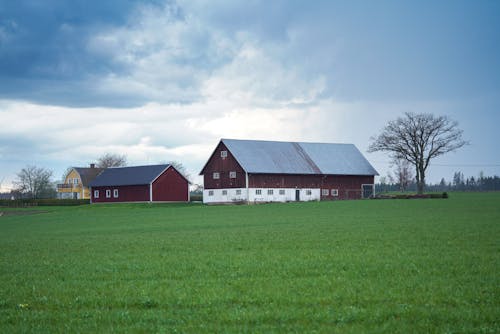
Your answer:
[150,165,171,185]
[149,183,153,202]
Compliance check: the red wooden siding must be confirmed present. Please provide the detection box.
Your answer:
[248,174,374,200]
[152,167,189,201]
[202,142,246,189]
[320,175,374,200]
[91,185,150,203]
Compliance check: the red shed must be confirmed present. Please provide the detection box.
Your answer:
[200,139,378,203]
[90,164,189,203]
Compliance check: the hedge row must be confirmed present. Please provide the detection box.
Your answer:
[0,199,90,207]
[375,192,448,200]
[190,194,203,202]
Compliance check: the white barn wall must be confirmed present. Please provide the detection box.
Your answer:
[203,188,321,204]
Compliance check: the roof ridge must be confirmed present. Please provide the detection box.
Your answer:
[222,138,352,146]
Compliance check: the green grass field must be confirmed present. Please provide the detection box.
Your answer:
[1,193,498,333]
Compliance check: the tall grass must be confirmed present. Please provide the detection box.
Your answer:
[0,193,498,333]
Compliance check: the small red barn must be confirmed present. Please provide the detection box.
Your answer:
[90,164,189,203]
[200,139,379,203]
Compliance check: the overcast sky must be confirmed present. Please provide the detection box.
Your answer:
[1,0,499,190]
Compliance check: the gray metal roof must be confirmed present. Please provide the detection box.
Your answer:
[89,164,170,187]
[221,139,378,176]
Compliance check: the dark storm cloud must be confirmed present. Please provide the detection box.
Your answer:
[0,0,157,106]
[1,0,499,107]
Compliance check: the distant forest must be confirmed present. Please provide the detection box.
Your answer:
[376,172,500,193]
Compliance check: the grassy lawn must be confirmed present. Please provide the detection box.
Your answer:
[0,193,498,333]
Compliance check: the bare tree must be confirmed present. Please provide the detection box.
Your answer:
[368,112,467,194]
[391,158,414,192]
[96,153,127,168]
[13,165,55,199]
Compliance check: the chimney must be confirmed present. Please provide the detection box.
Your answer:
[90,163,95,169]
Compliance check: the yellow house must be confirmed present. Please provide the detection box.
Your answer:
[57,164,104,199]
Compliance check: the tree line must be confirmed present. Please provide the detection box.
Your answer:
[4,153,128,199]
[376,172,500,193]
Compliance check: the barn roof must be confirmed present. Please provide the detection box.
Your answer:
[73,167,104,186]
[90,164,170,187]
[213,139,378,176]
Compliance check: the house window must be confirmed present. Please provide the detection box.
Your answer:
[236,189,241,195]
[267,189,273,195]
[113,189,119,198]
[221,150,228,158]
[279,189,285,195]
[213,172,220,179]
[322,189,329,196]
[94,190,99,198]
[229,171,236,178]
[331,189,339,196]
[255,189,262,195]
[73,178,79,185]
[222,190,227,195]
[208,190,214,196]
[306,190,312,195]
[106,189,111,198]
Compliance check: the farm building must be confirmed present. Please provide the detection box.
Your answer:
[200,139,378,204]
[90,164,189,203]
[57,164,104,199]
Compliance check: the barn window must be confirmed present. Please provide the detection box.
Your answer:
[106,189,111,198]
[213,172,220,179]
[94,190,99,198]
[236,189,241,195]
[255,189,262,195]
[322,189,329,196]
[113,189,119,198]
[306,190,312,195]
[222,190,227,195]
[267,189,273,195]
[279,189,285,195]
[229,171,236,178]
[208,190,214,196]
[331,189,339,196]
[221,150,228,158]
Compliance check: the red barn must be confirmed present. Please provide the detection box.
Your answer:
[90,164,189,203]
[200,139,378,204]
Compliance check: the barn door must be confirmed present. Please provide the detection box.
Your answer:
[295,189,300,201]
[362,184,374,199]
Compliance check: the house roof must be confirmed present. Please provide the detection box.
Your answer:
[73,167,104,187]
[204,139,378,176]
[89,164,171,187]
